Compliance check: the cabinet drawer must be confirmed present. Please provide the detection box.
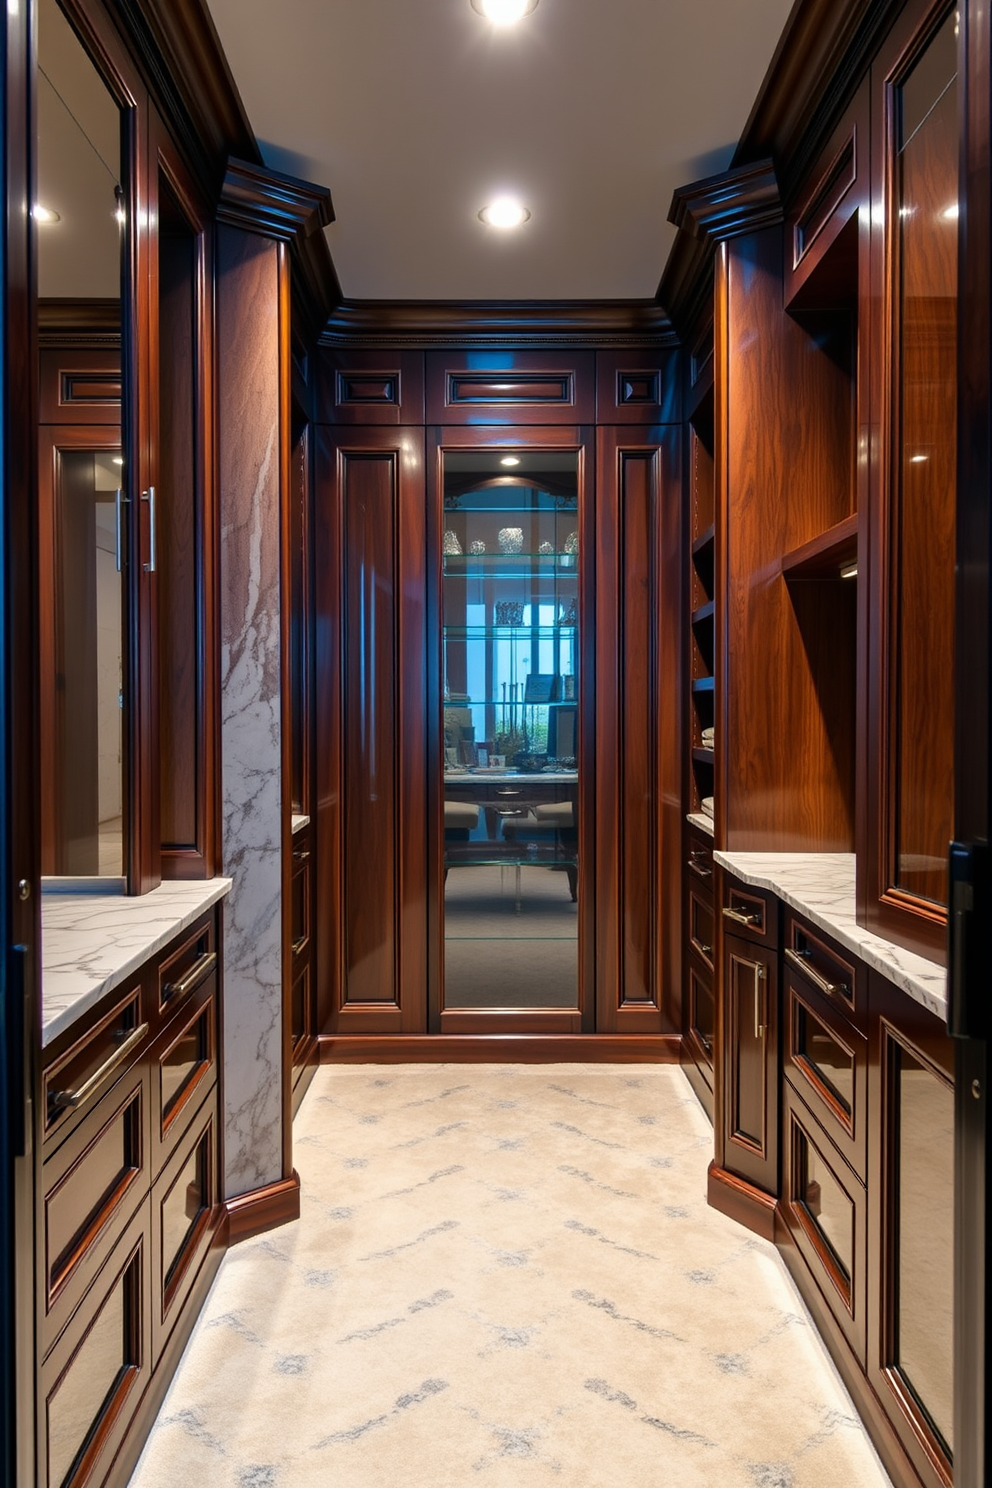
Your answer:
[723,931,779,1195]
[43,985,147,1149]
[686,952,714,1069]
[785,968,868,1182]
[781,1084,867,1366]
[42,1060,149,1357]
[40,1200,152,1488]
[290,850,311,963]
[686,834,714,887]
[151,1091,220,1363]
[688,887,715,970]
[783,912,866,1034]
[721,878,777,947]
[150,975,217,1176]
[157,912,217,1020]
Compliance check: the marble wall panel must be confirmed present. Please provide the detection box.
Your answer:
[217,225,284,1198]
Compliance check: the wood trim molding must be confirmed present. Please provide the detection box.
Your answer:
[321,299,676,348]
[668,160,782,245]
[38,298,121,348]
[218,159,334,241]
[319,1034,681,1063]
[655,230,715,345]
[223,1170,301,1245]
[706,1160,778,1243]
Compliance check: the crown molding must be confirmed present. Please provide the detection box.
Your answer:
[38,298,121,348]
[655,231,715,346]
[668,160,782,244]
[218,159,334,241]
[321,299,676,349]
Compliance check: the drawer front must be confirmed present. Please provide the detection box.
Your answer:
[43,985,148,1151]
[40,1200,152,1488]
[781,1084,867,1366]
[686,832,714,888]
[151,1091,220,1363]
[291,849,311,964]
[150,975,218,1177]
[723,931,779,1195]
[688,887,715,970]
[686,952,715,1070]
[785,967,868,1181]
[783,912,866,1034]
[157,912,217,1021]
[42,1061,149,1356]
[721,877,777,947]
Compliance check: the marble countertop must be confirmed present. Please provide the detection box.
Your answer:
[42,877,233,1047]
[713,852,947,1022]
[686,812,714,839]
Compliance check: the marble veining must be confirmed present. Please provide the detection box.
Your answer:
[41,878,232,1046]
[218,227,285,1201]
[714,852,947,1021]
[686,812,714,839]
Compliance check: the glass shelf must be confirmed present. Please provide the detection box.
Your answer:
[443,554,578,577]
[443,698,576,708]
[443,624,577,637]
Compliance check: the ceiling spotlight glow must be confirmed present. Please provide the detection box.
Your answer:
[471,0,538,24]
[500,456,521,467]
[479,198,531,229]
[32,204,60,223]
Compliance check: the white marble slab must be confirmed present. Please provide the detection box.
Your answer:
[42,878,232,1047]
[714,851,947,1022]
[291,814,310,834]
[686,812,714,839]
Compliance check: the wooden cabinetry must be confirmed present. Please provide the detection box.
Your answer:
[38,909,225,1488]
[681,826,715,1115]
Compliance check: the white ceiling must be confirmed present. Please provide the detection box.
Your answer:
[204,0,796,302]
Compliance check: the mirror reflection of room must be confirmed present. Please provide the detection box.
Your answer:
[37,0,125,877]
[441,451,579,1010]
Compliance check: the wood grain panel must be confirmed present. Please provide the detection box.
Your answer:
[39,348,121,424]
[315,347,425,426]
[315,428,427,1033]
[595,348,681,424]
[426,351,595,425]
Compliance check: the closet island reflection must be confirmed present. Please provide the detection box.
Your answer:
[441,451,579,1010]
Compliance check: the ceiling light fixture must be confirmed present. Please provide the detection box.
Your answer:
[500,456,521,467]
[479,198,531,229]
[471,0,538,25]
[32,204,61,223]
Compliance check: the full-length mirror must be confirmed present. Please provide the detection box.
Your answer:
[441,452,580,1010]
[37,0,126,876]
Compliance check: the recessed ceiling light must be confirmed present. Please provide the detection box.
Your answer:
[471,0,538,24]
[32,204,60,223]
[479,198,531,229]
[500,456,521,467]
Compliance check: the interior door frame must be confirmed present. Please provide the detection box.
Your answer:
[427,424,595,1036]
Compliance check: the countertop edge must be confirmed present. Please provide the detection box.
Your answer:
[714,852,947,1023]
[42,878,233,1048]
[686,812,715,838]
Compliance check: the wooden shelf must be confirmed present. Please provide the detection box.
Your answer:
[691,600,715,625]
[692,747,715,764]
[692,523,715,557]
[691,676,715,694]
[781,512,858,581]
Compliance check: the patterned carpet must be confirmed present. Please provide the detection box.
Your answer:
[128,1065,894,1488]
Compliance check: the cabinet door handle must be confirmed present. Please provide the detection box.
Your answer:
[294,849,310,862]
[723,905,761,927]
[49,1022,149,1113]
[496,789,522,796]
[754,963,766,1039]
[115,487,123,572]
[688,855,713,879]
[163,950,217,1003]
[697,942,712,957]
[142,486,157,573]
[783,947,849,1000]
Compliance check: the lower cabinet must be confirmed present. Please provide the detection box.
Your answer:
[39,908,226,1488]
[681,825,715,1116]
[710,870,954,1488]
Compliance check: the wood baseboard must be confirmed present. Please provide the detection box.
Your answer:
[318,1033,681,1063]
[223,1170,301,1245]
[706,1160,778,1242]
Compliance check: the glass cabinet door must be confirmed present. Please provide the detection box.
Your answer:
[440,453,579,1010]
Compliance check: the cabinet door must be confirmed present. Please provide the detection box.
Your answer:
[722,930,779,1194]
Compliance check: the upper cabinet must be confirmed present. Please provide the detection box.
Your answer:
[864,0,959,960]
[36,0,219,891]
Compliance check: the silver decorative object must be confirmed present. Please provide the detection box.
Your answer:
[468,539,486,554]
[498,526,524,554]
[442,529,463,555]
[495,600,525,626]
[538,540,555,554]
[563,530,579,554]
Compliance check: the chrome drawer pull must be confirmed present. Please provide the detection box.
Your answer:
[496,789,522,796]
[723,906,761,927]
[49,1022,149,1112]
[697,942,713,957]
[754,963,766,1039]
[784,947,849,1000]
[688,856,713,878]
[163,950,217,1003]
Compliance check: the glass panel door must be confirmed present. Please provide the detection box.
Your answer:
[441,452,579,1010]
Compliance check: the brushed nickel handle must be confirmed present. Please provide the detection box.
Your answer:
[292,935,307,954]
[50,1022,148,1112]
[784,946,849,1000]
[294,849,310,862]
[723,906,761,927]
[115,487,123,572]
[755,962,766,1039]
[688,855,713,879]
[142,486,156,573]
[163,950,217,1003]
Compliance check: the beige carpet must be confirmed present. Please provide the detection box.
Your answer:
[128,1065,894,1488]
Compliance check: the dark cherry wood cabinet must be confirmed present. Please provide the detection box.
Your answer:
[720,918,779,1203]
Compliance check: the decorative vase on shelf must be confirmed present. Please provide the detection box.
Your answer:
[498,527,524,554]
[468,539,486,554]
[495,600,525,626]
[442,530,463,555]
[538,540,555,555]
[563,530,579,555]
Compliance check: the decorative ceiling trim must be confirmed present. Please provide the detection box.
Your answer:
[321,299,676,348]
[668,160,782,244]
[38,298,121,348]
[218,159,334,241]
